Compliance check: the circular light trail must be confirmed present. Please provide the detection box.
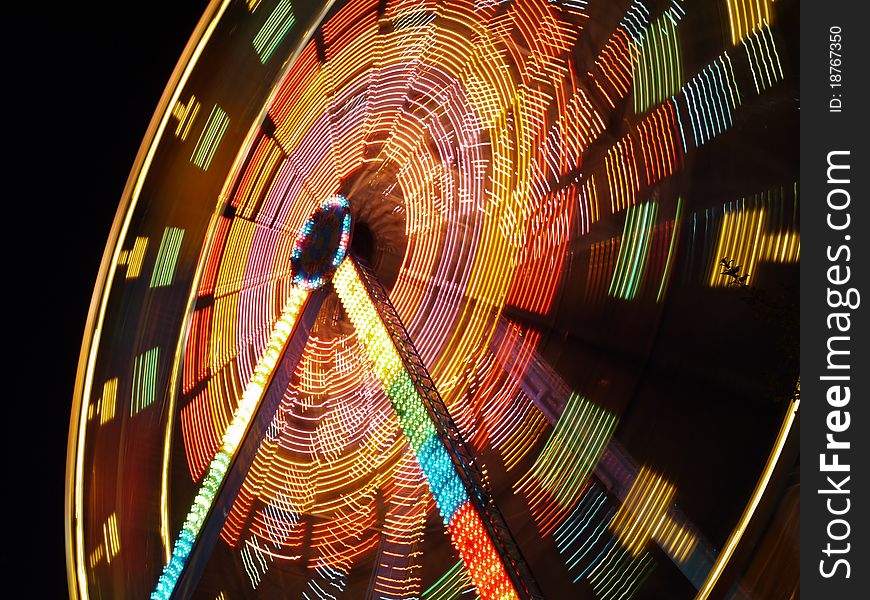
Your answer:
[289,194,351,290]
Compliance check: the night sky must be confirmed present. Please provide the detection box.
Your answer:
[9,3,207,594]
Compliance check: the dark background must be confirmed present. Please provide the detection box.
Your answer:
[8,3,208,595]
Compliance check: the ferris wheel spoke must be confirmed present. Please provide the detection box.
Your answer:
[152,286,328,600]
[333,257,543,600]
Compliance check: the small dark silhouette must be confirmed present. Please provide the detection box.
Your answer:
[719,256,749,287]
[721,264,741,278]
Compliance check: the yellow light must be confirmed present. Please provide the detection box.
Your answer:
[725,0,774,45]
[98,378,117,425]
[122,236,148,279]
[171,95,201,141]
[610,466,698,563]
[68,4,234,596]
[695,393,799,599]
[709,192,800,288]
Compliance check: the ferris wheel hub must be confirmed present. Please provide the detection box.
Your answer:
[290,194,352,290]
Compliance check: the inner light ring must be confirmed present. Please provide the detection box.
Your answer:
[290,194,352,290]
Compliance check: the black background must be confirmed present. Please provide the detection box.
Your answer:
[8,2,207,594]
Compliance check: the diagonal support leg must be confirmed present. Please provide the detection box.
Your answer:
[153,287,329,600]
[333,257,543,600]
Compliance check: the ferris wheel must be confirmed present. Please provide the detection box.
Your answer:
[66,0,800,598]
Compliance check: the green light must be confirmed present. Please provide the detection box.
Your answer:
[609,201,658,300]
[131,347,159,416]
[633,15,683,114]
[587,545,653,600]
[191,105,229,171]
[521,393,616,508]
[389,371,436,454]
[422,561,473,600]
[252,0,296,63]
[150,227,185,288]
[656,197,683,303]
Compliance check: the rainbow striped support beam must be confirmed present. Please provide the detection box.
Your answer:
[333,260,520,600]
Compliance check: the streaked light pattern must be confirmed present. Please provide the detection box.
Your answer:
[88,543,104,570]
[237,495,301,589]
[104,513,120,564]
[656,196,683,302]
[696,389,800,599]
[89,512,121,569]
[605,137,641,214]
[547,0,588,15]
[88,377,117,425]
[150,227,185,288]
[680,56,740,148]
[152,286,309,600]
[587,544,654,600]
[610,467,696,562]
[171,95,201,141]
[585,239,620,303]
[131,347,159,416]
[553,484,615,582]
[516,393,616,535]
[103,0,801,597]
[191,105,229,170]
[252,0,296,63]
[303,565,348,600]
[632,13,682,114]
[708,187,800,287]
[240,536,271,589]
[609,200,658,301]
[636,100,684,186]
[742,23,784,93]
[589,0,649,108]
[725,0,774,45]
[422,561,476,600]
[118,236,148,279]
